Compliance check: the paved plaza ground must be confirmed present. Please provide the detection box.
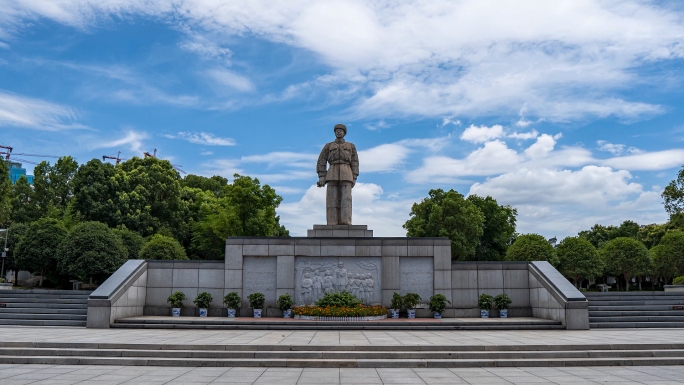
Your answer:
[2,364,684,384]
[2,327,684,384]
[1,326,684,347]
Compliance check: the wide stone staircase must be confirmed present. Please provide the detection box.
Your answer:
[1,341,684,367]
[586,291,684,328]
[0,290,91,327]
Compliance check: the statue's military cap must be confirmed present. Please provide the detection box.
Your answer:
[333,124,347,134]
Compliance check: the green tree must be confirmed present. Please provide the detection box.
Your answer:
[403,189,485,261]
[505,234,558,265]
[663,166,684,216]
[50,156,79,209]
[112,227,146,259]
[578,224,611,248]
[0,160,11,226]
[466,195,517,261]
[71,159,119,226]
[600,237,650,291]
[114,157,189,239]
[9,175,40,223]
[189,175,288,259]
[609,220,640,239]
[556,236,602,288]
[3,222,28,284]
[139,234,188,260]
[14,218,68,286]
[182,175,228,197]
[651,244,678,286]
[57,221,128,284]
[653,231,684,278]
[638,223,668,249]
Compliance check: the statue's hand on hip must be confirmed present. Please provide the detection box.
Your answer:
[316,176,326,187]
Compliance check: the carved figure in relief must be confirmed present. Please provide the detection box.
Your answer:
[334,262,349,292]
[301,272,313,305]
[365,274,374,305]
[350,274,360,298]
[323,270,334,294]
[312,270,323,302]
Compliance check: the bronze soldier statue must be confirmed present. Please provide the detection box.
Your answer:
[316,124,359,225]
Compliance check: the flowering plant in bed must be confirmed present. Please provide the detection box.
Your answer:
[293,305,388,319]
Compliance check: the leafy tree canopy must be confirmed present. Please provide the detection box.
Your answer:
[600,237,650,291]
[9,175,39,224]
[663,166,684,217]
[14,218,68,286]
[556,236,602,287]
[112,227,146,259]
[403,189,485,261]
[578,220,640,248]
[139,234,188,260]
[57,221,128,283]
[505,233,558,265]
[182,175,228,197]
[652,230,684,281]
[0,160,11,226]
[466,195,517,261]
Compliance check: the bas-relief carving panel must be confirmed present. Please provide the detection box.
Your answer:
[243,256,277,308]
[295,256,381,306]
[400,257,433,304]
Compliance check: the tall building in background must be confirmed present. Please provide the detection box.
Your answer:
[9,162,34,185]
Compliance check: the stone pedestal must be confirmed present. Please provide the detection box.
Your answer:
[307,225,373,238]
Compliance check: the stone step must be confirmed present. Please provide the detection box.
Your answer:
[584,292,684,296]
[110,323,566,331]
[0,307,86,315]
[0,289,92,295]
[0,319,86,327]
[0,298,88,304]
[0,313,86,321]
[1,354,684,368]
[0,302,87,309]
[590,321,684,328]
[587,300,684,306]
[2,347,684,360]
[589,310,684,317]
[589,316,684,323]
[589,305,684,311]
[0,293,91,299]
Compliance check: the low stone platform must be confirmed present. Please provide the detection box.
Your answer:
[111,316,563,330]
[2,327,684,368]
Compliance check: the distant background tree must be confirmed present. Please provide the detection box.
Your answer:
[505,234,558,265]
[112,227,146,259]
[663,166,684,216]
[404,189,485,261]
[600,237,650,291]
[182,175,228,197]
[9,175,39,223]
[14,218,68,286]
[71,159,119,226]
[652,231,684,281]
[140,234,188,260]
[57,222,128,284]
[466,195,517,261]
[556,236,602,288]
[579,220,640,248]
[3,222,28,284]
[637,223,668,249]
[0,160,11,227]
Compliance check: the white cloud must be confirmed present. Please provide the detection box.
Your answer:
[0,90,87,131]
[166,132,236,146]
[603,149,684,171]
[358,144,411,172]
[3,1,681,121]
[508,130,539,140]
[205,68,255,93]
[179,33,232,61]
[460,124,505,143]
[441,117,461,127]
[93,130,148,153]
[524,134,557,159]
[597,140,642,156]
[241,152,317,169]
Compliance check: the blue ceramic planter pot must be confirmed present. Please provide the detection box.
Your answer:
[499,309,508,318]
[199,308,208,317]
[226,308,236,318]
[253,309,262,318]
[481,309,489,318]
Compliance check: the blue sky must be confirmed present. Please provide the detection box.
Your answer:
[1,1,684,237]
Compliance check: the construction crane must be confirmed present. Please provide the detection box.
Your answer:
[0,145,60,163]
[103,148,187,174]
[102,151,123,165]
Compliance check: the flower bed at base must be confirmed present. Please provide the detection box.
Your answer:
[292,305,388,321]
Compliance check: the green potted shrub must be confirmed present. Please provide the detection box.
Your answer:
[478,293,494,318]
[193,292,213,317]
[402,293,422,318]
[223,292,241,318]
[494,294,512,318]
[277,294,294,318]
[167,291,186,317]
[428,294,451,319]
[248,292,265,318]
[389,292,403,318]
